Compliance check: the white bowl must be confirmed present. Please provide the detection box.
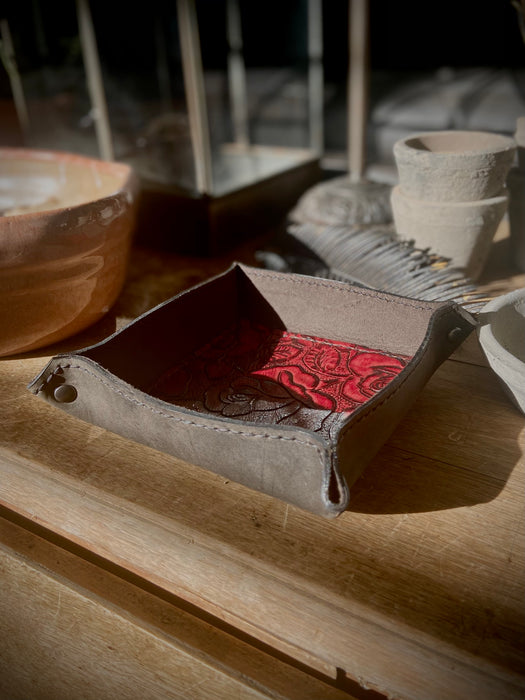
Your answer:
[478,289,525,414]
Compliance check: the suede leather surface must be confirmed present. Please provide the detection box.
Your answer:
[28,264,476,518]
[148,320,410,440]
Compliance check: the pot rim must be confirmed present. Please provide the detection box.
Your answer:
[0,147,136,223]
[394,130,516,158]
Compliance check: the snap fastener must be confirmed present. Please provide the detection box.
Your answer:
[54,384,78,403]
[448,327,463,342]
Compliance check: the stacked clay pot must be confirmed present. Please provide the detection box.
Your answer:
[391,130,516,279]
[506,117,525,272]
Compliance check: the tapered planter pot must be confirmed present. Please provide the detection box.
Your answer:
[507,117,525,271]
[392,130,516,278]
[391,186,508,279]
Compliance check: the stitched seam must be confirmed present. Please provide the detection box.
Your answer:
[279,330,409,359]
[153,328,410,388]
[38,363,327,456]
[338,307,459,440]
[248,270,435,311]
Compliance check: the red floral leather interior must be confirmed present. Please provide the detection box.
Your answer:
[150,320,411,438]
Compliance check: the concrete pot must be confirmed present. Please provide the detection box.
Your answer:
[391,185,508,279]
[393,130,516,202]
[507,119,525,272]
[478,289,525,415]
[507,167,525,272]
[0,148,138,357]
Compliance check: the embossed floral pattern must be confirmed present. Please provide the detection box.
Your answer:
[150,319,410,436]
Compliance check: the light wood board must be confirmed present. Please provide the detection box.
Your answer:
[0,240,524,700]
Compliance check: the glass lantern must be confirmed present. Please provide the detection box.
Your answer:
[1,0,324,254]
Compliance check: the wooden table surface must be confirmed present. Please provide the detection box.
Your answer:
[0,230,524,700]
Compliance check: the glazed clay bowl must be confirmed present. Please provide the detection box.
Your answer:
[391,185,508,279]
[393,130,516,202]
[0,148,138,357]
[478,289,525,414]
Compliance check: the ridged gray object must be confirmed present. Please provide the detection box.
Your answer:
[259,222,487,313]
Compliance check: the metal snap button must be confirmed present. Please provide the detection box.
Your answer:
[447,327,463,342]
[53,384,78,403]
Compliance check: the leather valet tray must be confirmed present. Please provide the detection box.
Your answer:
[29,263,476,518]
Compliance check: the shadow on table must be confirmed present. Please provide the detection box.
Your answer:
[346,362,524,515]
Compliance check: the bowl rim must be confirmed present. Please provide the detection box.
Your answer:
[0,147,136,221]
[394,130,516,158]
[478,289,525,375]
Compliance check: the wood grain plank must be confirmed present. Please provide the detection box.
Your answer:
[0,444,523,700]
[1,238,524,700]
[0,516,355,700]
[387,359,525,484]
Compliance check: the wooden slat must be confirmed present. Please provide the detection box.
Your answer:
[388,359,525,483]
[0,517,355,700]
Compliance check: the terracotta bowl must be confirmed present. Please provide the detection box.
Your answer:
[478,289,525,415]
[0,148,138,357]
[393,130,516,202]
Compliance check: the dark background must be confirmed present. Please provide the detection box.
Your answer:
[2,0,523,82]
[1,0,523,156]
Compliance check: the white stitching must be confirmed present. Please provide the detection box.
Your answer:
[152,326,409,389]
[247,269,436,311]
[275,330,409,358]
[38,363,327,456]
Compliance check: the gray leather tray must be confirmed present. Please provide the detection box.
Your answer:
[29,263,476,517]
